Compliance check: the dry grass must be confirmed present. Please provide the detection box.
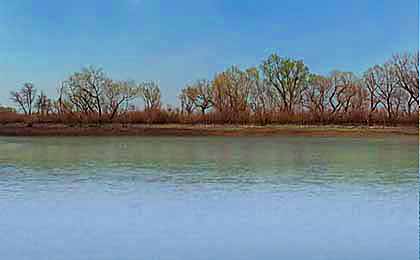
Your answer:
[1,109,418,129]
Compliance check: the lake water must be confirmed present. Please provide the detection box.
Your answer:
[0,136,418,260]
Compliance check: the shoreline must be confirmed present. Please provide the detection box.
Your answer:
[0,124,417,137]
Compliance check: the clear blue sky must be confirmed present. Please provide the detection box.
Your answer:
[0,0,418,106]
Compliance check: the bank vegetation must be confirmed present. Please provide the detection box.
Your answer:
[1,51,418,127]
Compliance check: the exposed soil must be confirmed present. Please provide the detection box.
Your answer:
[0,123,417,137]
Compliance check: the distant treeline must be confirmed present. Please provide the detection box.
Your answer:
[2,51,418,126]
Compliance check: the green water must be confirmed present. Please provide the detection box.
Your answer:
[0,136,418,259]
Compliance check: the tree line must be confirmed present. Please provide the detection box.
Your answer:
[4,51,419,126]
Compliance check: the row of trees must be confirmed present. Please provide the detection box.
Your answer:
[9,67,162,122]
[6,51,419,125]
[179,52,418,124]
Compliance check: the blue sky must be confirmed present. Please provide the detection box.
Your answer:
[0,0,418,106]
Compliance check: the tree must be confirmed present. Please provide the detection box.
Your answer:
[181,80,213,115]
[247,67,278,123]
[363,66,382,119]
[61,67,143,122]
[212,66,252,122]
[140,81,161,111]
[104,80,142,120]
[10,83,37,115]
[179,87,196,115]
[372,63,400,120]
[262,54,310,113]
[35,91,52,116]
[248,67,266,113]
[64,66,110,119]
[392,52,419,106]
[303,74,333,121]
[328,71,360,116]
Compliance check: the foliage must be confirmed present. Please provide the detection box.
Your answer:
[5,51,419,126]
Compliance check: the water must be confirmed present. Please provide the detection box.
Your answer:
[0,136,418,260]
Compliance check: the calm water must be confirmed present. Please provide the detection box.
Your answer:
[0,136,418,260]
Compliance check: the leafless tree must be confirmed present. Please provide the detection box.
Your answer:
[392,52,419,106]
[247,67,279,123]
[184,79,213,115]
[104,80,142,120]
[363,67,382,118]
[303,74,333,122]
[140,81,161,111]
[212,66,253,122]
[64,66,111,119]
[35,91,52,116]
[179,88,196,115]
[328,71,360,117]
[10,83,37,115]
[373,63,400,120]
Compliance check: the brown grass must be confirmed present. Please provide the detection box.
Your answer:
[0,109,417,137]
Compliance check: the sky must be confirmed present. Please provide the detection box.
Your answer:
[0,0,418,106]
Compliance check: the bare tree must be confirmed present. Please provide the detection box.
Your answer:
[179,88,196,115]
[303,74,333,122]
[60,67,144,123]
[183,79,213,115]
[35,91,52,116]
[10,83,37,115]
[212,66,252,122]
[64,66,110,119]
[363,67,382,119]
[140,81,161,111]
[247,67,279,123]
[105,80,142,121]
[374,63,400,120]
[55,82,66,118]
[392,52,419,106]
[328,71,360,117]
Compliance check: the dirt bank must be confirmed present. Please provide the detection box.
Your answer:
[0,124,417,137]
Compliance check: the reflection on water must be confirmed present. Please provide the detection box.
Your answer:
[0,136,418,260]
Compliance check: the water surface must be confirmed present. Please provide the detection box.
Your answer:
[0,136,418,259]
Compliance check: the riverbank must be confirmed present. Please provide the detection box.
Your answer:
[0,123,417,137]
